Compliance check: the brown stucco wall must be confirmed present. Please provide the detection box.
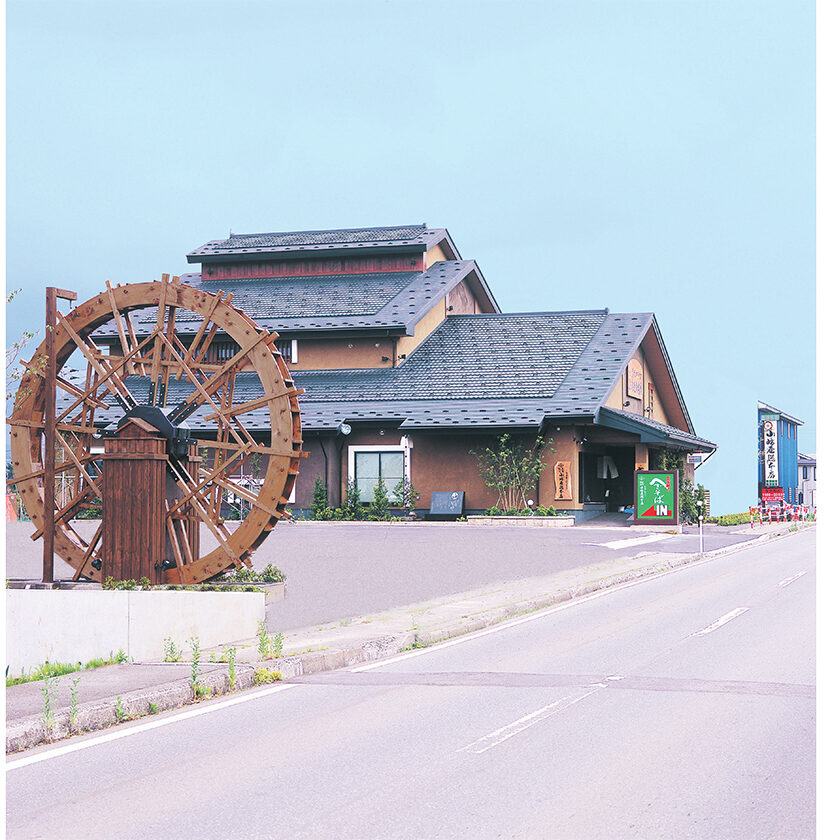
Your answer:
[603,343,669,424]
[397,298,447,360]
[288,337,396,370]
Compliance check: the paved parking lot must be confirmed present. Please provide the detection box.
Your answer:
[6,519,761,631]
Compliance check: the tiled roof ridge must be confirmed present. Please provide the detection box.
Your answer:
[226,223,427,241]
[445,308,614,319]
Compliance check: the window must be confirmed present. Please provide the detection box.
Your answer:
[274,339,298,364]
[348,444,408,503]
[207,340,240,363]
[804,466,808,480]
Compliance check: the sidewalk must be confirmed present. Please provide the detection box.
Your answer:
[6,520,811,754]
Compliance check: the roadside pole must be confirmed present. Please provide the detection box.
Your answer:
[42,287,78,584]
[696,499,704,555]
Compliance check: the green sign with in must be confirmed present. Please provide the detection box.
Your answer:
[633,470,679,525]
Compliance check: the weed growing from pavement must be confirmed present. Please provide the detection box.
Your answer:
[254,668,283,685]
[257,622,284,660]
[114,695,127,723]
[188,637,202,698]
[40,675,60,739]
[68,674,82,732]
[7,652,129,687]
[227,647,237,690]
[257,621,269,659]
[163,637,182,662]
[148,702,158,715]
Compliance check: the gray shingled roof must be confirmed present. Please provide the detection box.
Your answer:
[598,407,716,452]
[79,309,713,450]
[92,261,493,339]
[187,224,458,261]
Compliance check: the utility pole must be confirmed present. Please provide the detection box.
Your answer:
[43,287,78,584]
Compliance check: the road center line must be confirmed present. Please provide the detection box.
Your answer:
[457,685,606,755]
[778,571,807,587]
[690,607,749,637]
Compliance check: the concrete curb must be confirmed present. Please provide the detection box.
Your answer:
[7,524,812,754]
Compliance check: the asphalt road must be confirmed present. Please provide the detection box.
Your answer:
[6,529,814,839]
[6,519,760,631]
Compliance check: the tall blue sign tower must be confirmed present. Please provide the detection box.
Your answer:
[758,401,802,505]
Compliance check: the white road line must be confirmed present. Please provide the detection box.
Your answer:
[6,682,300,771]
[352,553,729,673]
[778,571,807,587]
[690,607,749,637]
[588,534,671,550]
[457,686,605,755]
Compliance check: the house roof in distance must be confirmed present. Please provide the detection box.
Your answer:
[187,224,461,263]
[758,401,803,426]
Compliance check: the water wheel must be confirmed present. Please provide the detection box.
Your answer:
[8,275,303,584]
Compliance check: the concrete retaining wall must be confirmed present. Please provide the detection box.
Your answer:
[6,589,265,674]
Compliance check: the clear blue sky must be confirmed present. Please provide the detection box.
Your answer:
[5,0,815,515]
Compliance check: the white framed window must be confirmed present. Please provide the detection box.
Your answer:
[274,339,298,364]
[348,443,410,503]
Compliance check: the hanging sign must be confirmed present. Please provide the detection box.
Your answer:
[633,470,679,525]
[627,360,644,399]
[761,416,779,487]
[553,461,572,500]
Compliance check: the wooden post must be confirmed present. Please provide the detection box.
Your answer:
[43,287,77,584]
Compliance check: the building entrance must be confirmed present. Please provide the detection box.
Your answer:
[578,446,635,512]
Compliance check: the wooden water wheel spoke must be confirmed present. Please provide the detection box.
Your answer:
[11,278,302,584]
[104,280,136,375]
[166,444,251,517]
[122,308,147,375]
[54,435,102,500]
[73,522,104,581]
[157,332,248,448]
[30,479,103,540]
[181,291,224,375]
[56,312,138,413]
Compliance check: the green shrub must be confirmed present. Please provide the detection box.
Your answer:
[311,475,328,517]
[367,479,391,521]
[710,512,752,526]
[343,479,364,520]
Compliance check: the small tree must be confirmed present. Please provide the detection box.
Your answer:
[311,476,329,519]
[656,449,705,524]
[471,434,555,512]
[343,478,364,520]
[367,478,390,521]
[392,478,418,514]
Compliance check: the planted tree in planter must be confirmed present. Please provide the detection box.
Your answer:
[471,434,555,512]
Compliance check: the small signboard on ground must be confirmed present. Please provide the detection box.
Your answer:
[633,470,679,525]
[428,491,465,520]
